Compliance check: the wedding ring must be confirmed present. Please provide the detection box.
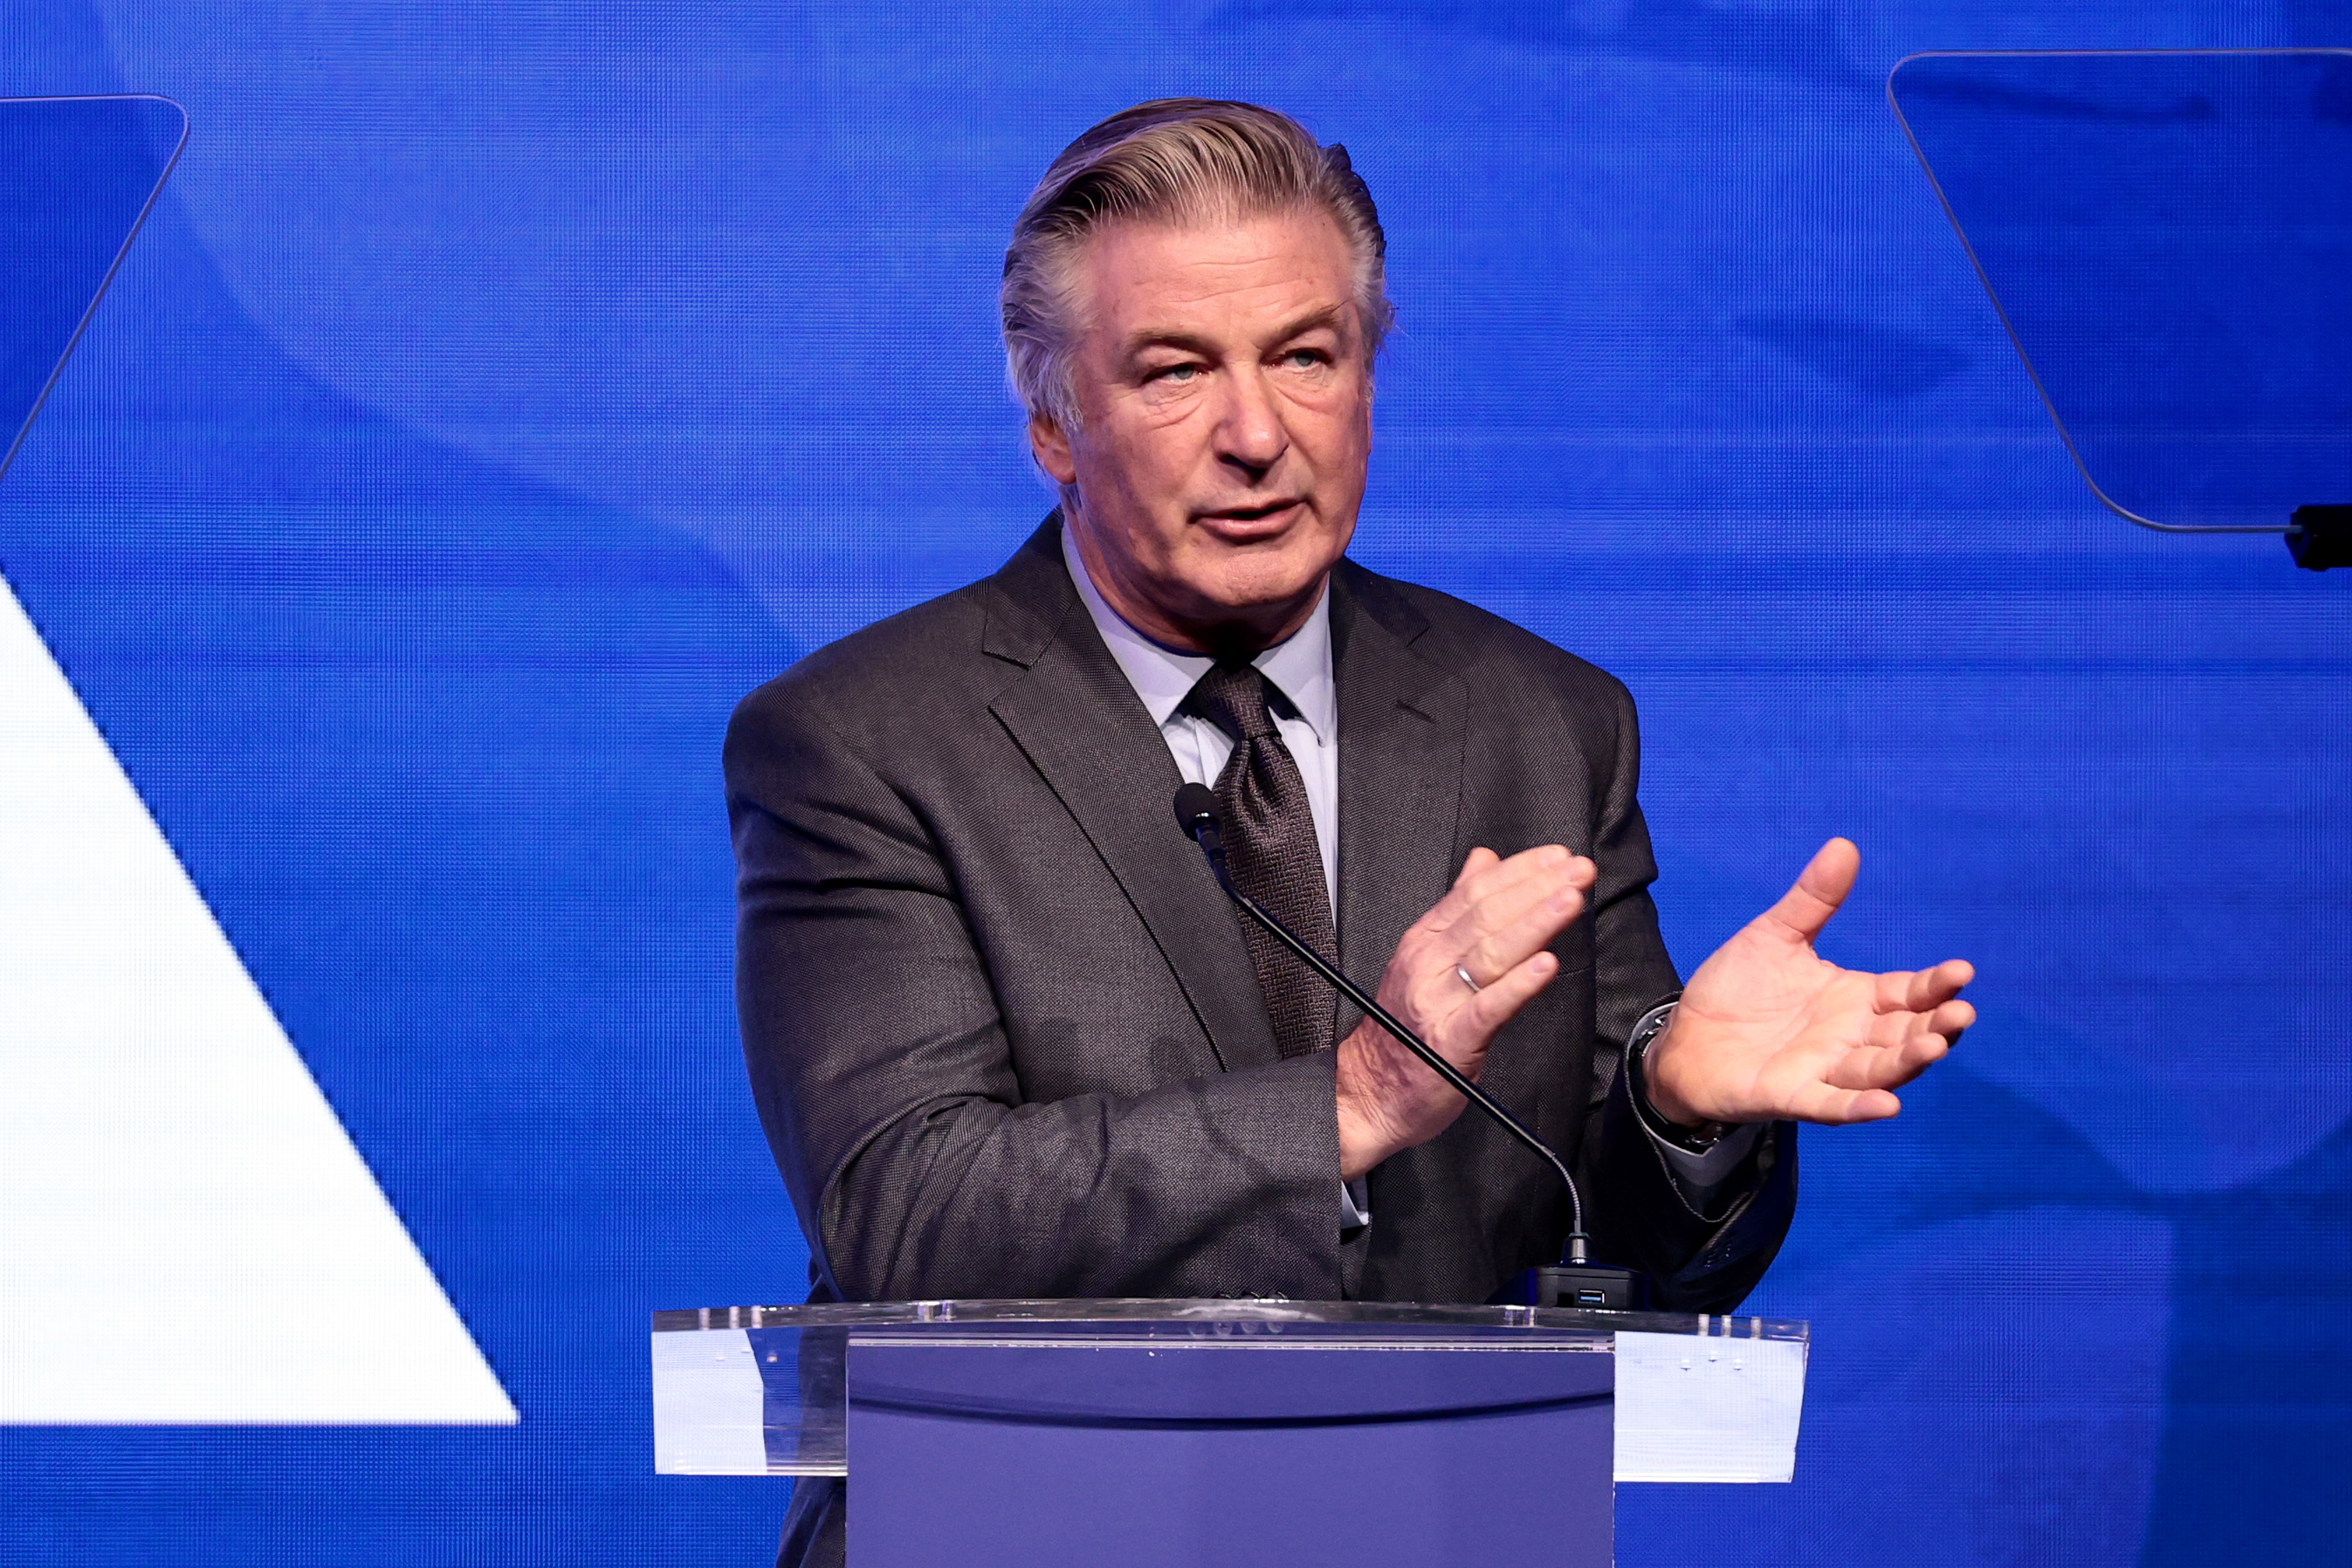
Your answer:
[1455,962,1482,994]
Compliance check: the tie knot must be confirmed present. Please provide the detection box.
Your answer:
[1186,662,1277,745]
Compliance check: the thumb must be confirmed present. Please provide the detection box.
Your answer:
[1757,836,1859,946]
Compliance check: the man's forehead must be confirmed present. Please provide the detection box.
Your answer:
[1073,209,1355,344]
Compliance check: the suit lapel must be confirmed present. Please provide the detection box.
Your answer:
[1332,564,1467,1026]
[983,519,1281,1073]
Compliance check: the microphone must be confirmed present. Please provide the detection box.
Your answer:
[1173,783,1647,1310]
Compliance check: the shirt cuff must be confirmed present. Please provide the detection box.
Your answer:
[1644,1119,1764,1207]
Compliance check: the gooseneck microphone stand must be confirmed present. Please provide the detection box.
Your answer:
[1173,784,1646,1309]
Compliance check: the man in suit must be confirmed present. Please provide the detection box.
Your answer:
[726,99,1974,1565]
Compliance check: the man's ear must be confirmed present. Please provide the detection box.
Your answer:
[1028,411,1078,486]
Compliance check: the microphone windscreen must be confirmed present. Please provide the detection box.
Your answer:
[1172,782,1220,835]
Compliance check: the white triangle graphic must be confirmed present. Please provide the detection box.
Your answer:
[0,574,517,1424]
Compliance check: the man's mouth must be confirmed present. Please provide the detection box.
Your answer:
[1199,499,1306,531]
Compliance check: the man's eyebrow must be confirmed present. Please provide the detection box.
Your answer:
[1122,328,1218,359]
[1120,306,1349,360]
[1264,305,1346,344]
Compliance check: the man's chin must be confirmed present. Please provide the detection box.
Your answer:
[1168,561,1334,647]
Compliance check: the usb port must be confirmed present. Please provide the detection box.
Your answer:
[1575,1289,1608,1305]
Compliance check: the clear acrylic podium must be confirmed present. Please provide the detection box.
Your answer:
[653,1299,1807,1566]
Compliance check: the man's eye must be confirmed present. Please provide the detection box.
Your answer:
[1283,349,1328,368]
[1150,363,1201,383]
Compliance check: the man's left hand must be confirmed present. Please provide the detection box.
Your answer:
[1643,837,1974,1129]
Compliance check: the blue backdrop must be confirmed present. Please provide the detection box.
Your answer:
[3,3,2348,1565]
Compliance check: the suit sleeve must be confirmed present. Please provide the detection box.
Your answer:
[1573,675,1798,1313]
[726,677,1345,1303]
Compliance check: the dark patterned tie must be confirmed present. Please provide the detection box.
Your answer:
[1186,663,1338,1059]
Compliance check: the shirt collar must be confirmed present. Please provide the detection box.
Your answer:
[1061,523,1336,746]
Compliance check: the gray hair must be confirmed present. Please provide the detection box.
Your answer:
[1001,99,1393,435]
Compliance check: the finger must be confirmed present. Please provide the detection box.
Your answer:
[1757,837,1859,946]
[1414,849,1510,939]
[1458,843,1592,910]
[1433,846,1590,941]
[1417,877,1572,1013]
[1854,998,1976,1083]
[1451,847,1501,889]
[1449,851,1592,952]
[1423,845,1560,932]
[1871,959,1970,1016]
[1902,959,1974,1013]
[1859,996,1974,1061]
[1828,1035,1948,1092]
[1458,879,1589,987]
[1451,947,1562,1043]
[1844,994,1970,1096]
[1781,1080,1902,1125]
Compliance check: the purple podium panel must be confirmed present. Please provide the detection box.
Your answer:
[845,1331,1615,1568]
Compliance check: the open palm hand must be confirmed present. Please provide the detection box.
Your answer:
[1643,838,1975,1129]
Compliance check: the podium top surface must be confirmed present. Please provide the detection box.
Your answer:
[652,1297,1807,1344]
[651,1300,1811,1483]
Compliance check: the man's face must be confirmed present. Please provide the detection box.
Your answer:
[1030,206,1372,654]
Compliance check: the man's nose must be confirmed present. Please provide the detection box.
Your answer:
[1213,367,1289,476]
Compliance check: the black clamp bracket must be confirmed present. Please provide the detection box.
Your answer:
[2286,505,2352,571]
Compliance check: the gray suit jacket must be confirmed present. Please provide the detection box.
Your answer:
[729,512,1793,1300]
[727,517,1797,1562]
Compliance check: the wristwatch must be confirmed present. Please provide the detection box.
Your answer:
[1625,1000,1730,1154]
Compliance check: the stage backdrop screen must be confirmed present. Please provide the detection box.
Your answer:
[3,4,2348,1565]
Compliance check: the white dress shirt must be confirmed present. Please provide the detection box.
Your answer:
[1062,528,1340,904]
[1061,531,1757,1228]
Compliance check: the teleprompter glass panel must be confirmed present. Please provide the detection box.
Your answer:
[0,96,186,481]
[1889,51,2352,531]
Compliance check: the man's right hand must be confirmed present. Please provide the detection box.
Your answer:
[1333,844,1596,1179]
